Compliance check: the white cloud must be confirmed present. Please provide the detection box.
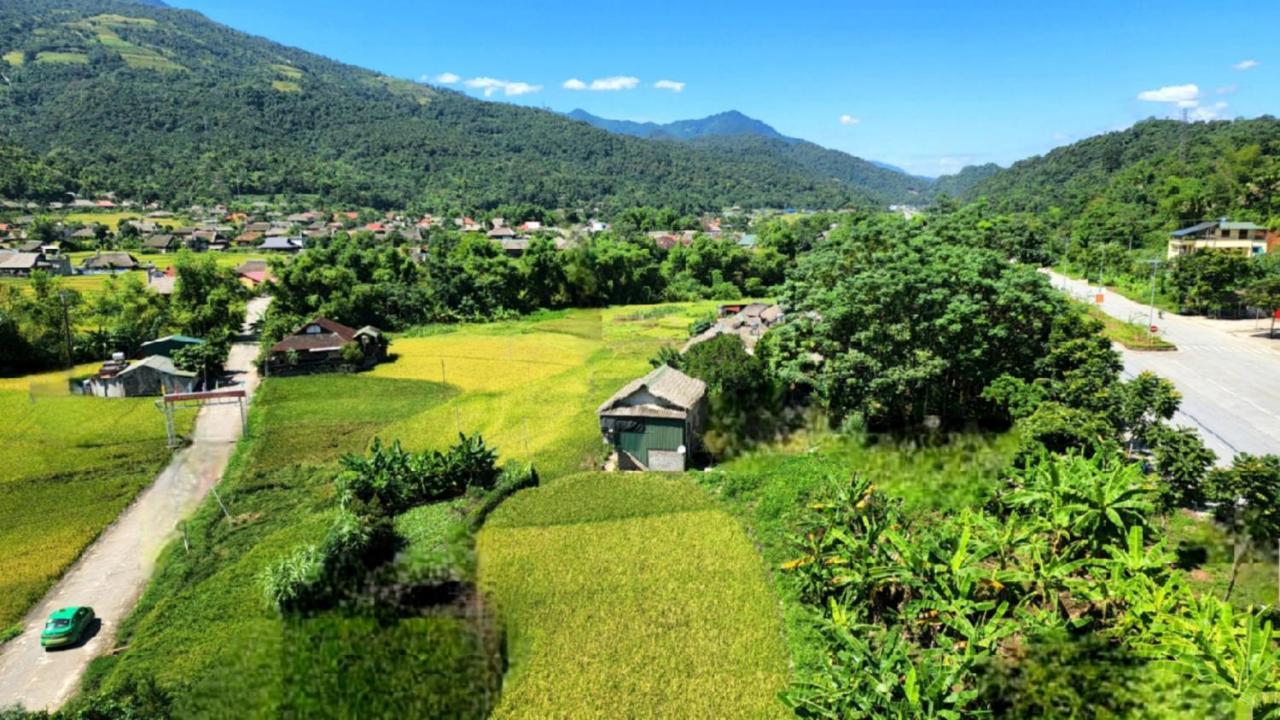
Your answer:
[1137,84,1199,103]
[464,76,542,97]
[1217,84,1238,95]
[654,79,685,92]
[839,114,860,126]
[1189,101,1229,121]
[435,72,460,84]
[1233,59,1258,71]
[564,75,640,91]
[590,76,639,91]
[1175,99,1199,108]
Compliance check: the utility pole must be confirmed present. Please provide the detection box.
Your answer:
[1146,260,1160,347]
[59,291,73,369]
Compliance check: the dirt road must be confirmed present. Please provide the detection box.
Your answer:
[0,297,269,712]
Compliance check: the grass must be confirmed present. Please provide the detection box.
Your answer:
[62,212,184,231]
[704,432,1020,672]
[478,473,790,718]
[269,63,303,80]
[2,51,23,67]
[35,51,89,64]
[373,303,720,479]
[1166,509,1277,611]
[83,372,479,716]
[1086,305,1176,351]
[0,368,195,634]
[271,80,301,93]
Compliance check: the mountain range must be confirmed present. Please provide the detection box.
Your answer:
[0,0,930,211]
[2,0,1276,220]
[566,109,932,203]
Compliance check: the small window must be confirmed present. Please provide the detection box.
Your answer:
[305,325,321,334]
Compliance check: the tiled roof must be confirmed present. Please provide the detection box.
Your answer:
[597,365,706,415]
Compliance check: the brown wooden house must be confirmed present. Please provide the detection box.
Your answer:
[266,317,387,374]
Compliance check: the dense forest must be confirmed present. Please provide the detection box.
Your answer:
[0,0,922,212]
[951,117,1280,234]
[568,109,931,206]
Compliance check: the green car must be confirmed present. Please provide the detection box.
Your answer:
[40,606,95,649]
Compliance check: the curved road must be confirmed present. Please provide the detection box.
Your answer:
[0,297,268,712]
[1047,271,1280,465]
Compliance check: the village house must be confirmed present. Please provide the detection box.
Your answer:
[142,234,178,253]
[1167,219,1276,259]
[0,251,72,277]
[487,225,517,241]
[235,259,274,289]
[258,236,305,253]
[81,252,140,274]
[69,226,99,244]
[266,317,387,375]
[597,365,708,472]
[146,268,177,296]
[139,335,204,359]
[684,303,784,354]
[84,354,198,398]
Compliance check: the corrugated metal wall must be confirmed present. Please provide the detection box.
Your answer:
[618,419,685,467]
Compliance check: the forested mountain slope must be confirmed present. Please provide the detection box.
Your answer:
[949,118,1280,229]
[0,0,885,211]
[568,109,930,206]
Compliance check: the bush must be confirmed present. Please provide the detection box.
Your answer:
[263,510,399,614]
[336,434,500,515]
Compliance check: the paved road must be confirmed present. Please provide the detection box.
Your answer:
[0,297,269,712]
[1046,271,1280,465]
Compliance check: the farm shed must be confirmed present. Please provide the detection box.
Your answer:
[266,317,387,375]
[85,355,197,398]
[139,335,204,359]
[597,365,707,472]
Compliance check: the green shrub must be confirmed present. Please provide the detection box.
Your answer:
[263,510,399,613]
[336,434,499,515]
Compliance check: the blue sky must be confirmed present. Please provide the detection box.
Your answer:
[166,0,1277,177]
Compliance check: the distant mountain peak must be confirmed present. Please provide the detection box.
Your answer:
[566,108,784,142]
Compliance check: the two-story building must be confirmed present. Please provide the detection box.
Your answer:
[1167,220,1273,259]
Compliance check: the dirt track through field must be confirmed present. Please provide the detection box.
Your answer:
[0,297,269,712]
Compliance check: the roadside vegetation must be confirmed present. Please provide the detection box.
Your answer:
[1085,305,1177,351]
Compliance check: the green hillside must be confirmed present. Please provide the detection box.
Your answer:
[948,117,1280,226]
[0,0,884,212]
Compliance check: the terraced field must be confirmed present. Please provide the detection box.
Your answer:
[86,301,775,717]
[479,474,790,718]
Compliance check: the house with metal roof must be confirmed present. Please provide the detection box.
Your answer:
[266,317,386,374]
[1168,219,1273,259]
[597,365,708,471]
[139,335,205,359]
[84,355,198,398]
[0,251,71,277]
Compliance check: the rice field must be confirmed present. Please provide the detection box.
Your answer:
[0,368,194,634]
[61,212,184,231]
[477,473,790,718]
[86,300,786,715]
